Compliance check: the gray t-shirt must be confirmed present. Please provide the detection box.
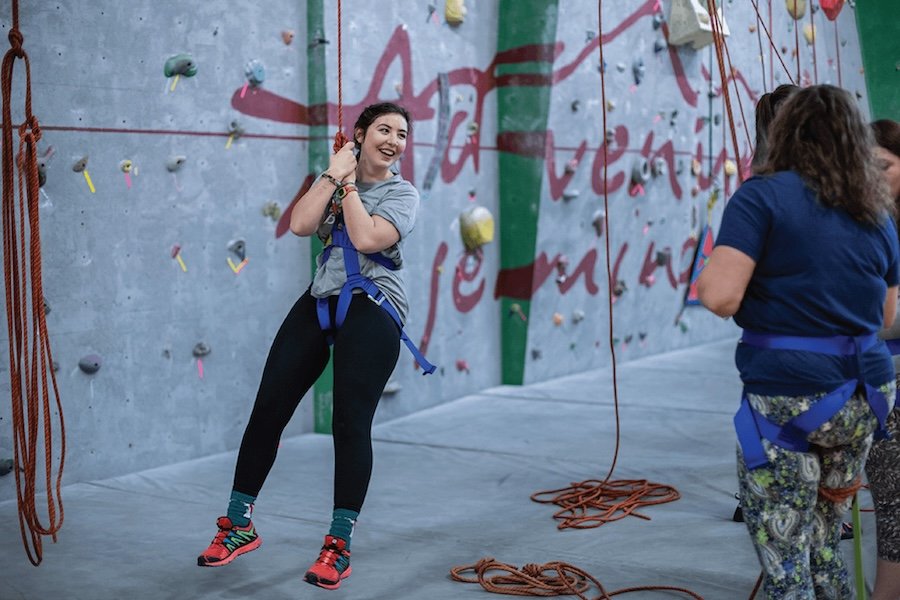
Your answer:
[311,173,419,324]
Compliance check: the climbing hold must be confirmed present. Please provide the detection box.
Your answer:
[52,360,59,372]
[171,244,187,272]
[606,99,616,112]
[192,342,211,358]
[509,303,527,321]
[261,201,282,221]
[166,155,187,172]
[466,122,479,137]
[724,159,737,177]
[652,13,665,30]
[227,120,245,139]
[227,239,247,261]
[281,30,295,45]
[455,359,470,372]
[564,159,578,175]
[164,53,198,77]
[631,158,651,186]
[820,0,844,20]
[556,256,569,284]
[572,309,585,324]
[653,39,668,53]
[691,159,702,177]
[78,354,102,375]
[802,23,816,45]
[667,0,730,50]
[119,159,133,173]
[591,210,606,237]
[632,58,645,85]
[71,156,88,173]
[445,0,467,25]
[615,62,626,73]
[713,114,722,126]
[531,348,542,360]
[651,157,667,178]
[613,280,627,296]
[655,249,672,266]
[552,313,564,326]
[570,100,581,112]
[562,189,579,202]
[43,297,51,315]
[605,128,616,146]
[459,206,495,252]
[785,0,806,20]
[0,458,13,477]
[383,380,402,395]
[245,59,266,87]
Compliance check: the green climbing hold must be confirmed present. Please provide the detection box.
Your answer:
[164,54,198,78]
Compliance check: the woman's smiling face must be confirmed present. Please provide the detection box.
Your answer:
[355,113,408,172]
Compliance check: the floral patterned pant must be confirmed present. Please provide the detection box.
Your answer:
[737,381,895,600]
[865,399,900,562]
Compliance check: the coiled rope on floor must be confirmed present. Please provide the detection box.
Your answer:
[450,558,705,600]
[1,0,66,566]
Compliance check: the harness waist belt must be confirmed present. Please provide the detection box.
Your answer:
[316,222,436,375]
[735,331,892,469]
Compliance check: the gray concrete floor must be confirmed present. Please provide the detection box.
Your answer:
[0,338,880,599]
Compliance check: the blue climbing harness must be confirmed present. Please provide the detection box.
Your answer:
[316,213,436,375]
[734,330,892,470]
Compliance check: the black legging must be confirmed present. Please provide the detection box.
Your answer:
[233,289,401,512]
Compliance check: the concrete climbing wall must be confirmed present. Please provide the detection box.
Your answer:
[0,0,870,493]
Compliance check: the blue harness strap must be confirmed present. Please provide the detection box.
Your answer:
[316,220,436,375]
[885,338,900,356]
[735,330,893,470]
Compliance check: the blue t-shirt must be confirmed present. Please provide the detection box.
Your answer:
[715,171,900,395]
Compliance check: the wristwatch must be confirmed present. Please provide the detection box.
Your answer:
[336,183,357,199]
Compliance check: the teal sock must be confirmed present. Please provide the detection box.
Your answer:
[227,490,256,527]
[328,508,359,549]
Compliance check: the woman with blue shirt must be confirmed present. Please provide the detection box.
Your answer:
[197,103,427,591]
[698,85,899,598]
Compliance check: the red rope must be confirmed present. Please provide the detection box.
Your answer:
[792,1,801,83]
[332,0,348,152]
[809,6,818,83]
[750,0,796,86]
[708,0,743,182]
[834,20,842,87]
[1,0,66,566]
[719,25,754,164]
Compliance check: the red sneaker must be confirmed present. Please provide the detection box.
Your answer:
[304,535,352,590]
[197,516,261,567]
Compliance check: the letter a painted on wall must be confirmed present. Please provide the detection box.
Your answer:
[685,224,714,305]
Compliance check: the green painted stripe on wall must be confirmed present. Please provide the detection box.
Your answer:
[496,0,559,385]
[856,3,900,120]
[308,0,334,433]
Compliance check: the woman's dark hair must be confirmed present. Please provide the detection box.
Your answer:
[353,102,411,140]
[871,119,900,160]
[760,84,893,225]
[751,84,799,173]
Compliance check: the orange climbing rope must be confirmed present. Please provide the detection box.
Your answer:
[1,0,66,566]
[332,0,349,153]
[708,0,744,182]
[749,0,797,86]
[450,558,705,600]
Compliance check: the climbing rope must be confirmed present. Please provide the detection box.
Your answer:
[833,19,842,88]
[791,0,801,83]
[450,558,704,600]
[708,0,743,182]
[332,0,349,152]
[749,0,797,86]
[809,6,818,84]
[1,0,66,566]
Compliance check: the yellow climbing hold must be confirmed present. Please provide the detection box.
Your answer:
[724,159,737,177]
[802,23,815,45]
[445,0,467,25]
[785,0,806,20]
[459,205,494,252]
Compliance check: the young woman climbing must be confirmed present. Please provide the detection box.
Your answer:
[197,102,432,591]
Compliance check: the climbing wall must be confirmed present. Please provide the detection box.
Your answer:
[0,0,871,491]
